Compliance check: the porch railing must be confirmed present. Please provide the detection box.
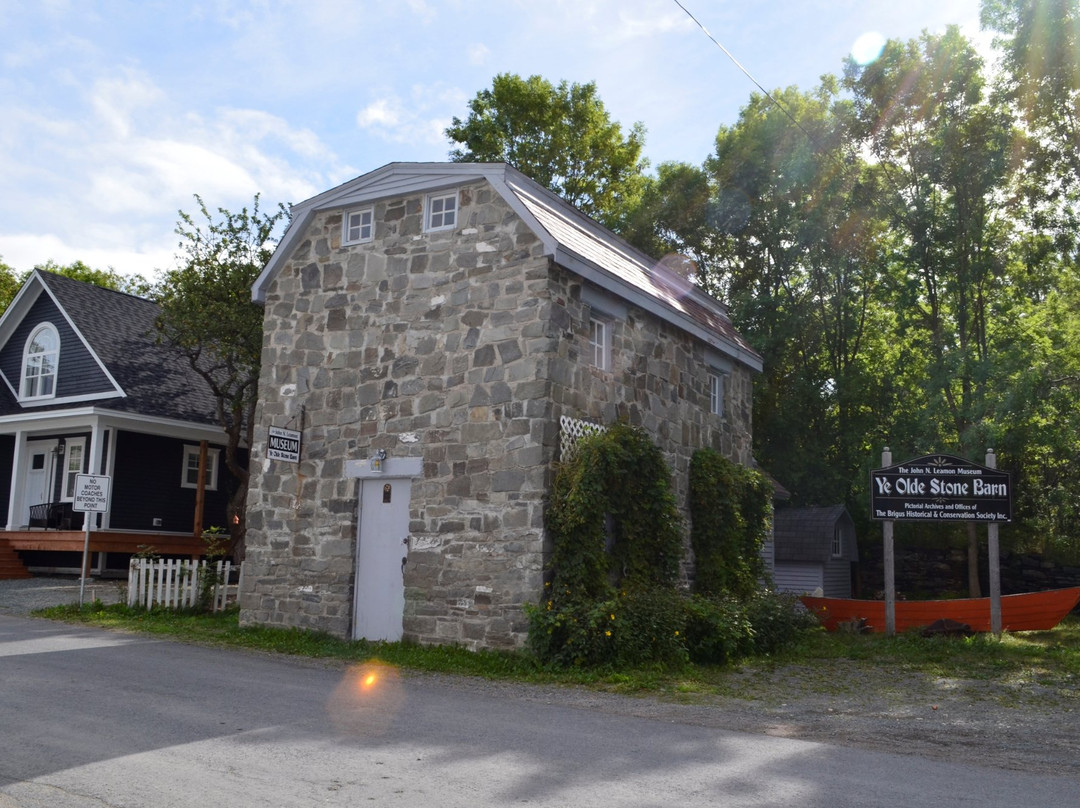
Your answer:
[127,557,240,612]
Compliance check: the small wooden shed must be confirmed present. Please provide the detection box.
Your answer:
[772,505,858,597]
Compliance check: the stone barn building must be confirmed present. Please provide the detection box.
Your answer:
[239,162,762,649]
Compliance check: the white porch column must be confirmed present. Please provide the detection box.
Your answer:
[7,430,27,530]
[86,417,108,530]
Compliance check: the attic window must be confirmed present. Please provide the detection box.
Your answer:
[343,207,374,244]
[21,323,59,400]
[831,528,842,558]
[425,192,457,232]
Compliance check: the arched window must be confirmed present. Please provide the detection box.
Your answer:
[22,323,59,400]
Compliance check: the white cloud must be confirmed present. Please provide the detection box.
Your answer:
[354,84,465,148]
[0,232,174,280]
[0,60,342,274]
[357,98,404,129]
[467,43,490,66]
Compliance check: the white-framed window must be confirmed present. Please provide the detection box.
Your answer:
[343,207,374,244]
[425,192,457,231]
[589,316,611,371]
[708,371,725,416]
[61,438,86,501]
[831,528,843,558]
[21,323,59,400]
[181,445,219,491]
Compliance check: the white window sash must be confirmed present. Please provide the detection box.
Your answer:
[61,438,86,501]
[426,192,458,231]
[590,318,610,370]
[343,208,373,244]
[181,445,219,491]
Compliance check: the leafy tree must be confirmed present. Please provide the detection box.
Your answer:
[621,161,717,275]
[844,28,1022,593]
[154,194,287,560]
[0,257,151,315]
[681,82,896,513]
[33,259,152,297]
[0,257,20,313]
[446,73,647,230]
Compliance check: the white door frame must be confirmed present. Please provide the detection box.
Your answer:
[346,456,423,642]
[21,438,59,525]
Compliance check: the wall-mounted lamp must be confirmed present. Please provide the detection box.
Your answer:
[370,449,387,473]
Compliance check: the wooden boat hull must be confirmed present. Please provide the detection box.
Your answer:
[800,586,1080,633]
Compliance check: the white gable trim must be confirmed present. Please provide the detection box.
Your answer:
[0,273,127,404]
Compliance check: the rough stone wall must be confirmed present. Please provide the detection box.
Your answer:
[545,264,755,524]
[241,181,554,648]
[239,178,757,649]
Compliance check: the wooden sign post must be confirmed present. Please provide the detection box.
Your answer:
[871,449,1012,636]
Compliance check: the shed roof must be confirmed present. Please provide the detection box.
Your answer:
[252,162,762,372]
[773,505,858,563]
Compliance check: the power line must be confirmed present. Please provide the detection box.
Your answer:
[671,0,824,149]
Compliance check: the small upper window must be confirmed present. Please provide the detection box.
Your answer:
[831,528,843,558]
[708,372,725,416]
[589,317,611,371]
[426,192,457,231]
[343,207,374,244]
[21,324,59,400]
[181,445,219,491]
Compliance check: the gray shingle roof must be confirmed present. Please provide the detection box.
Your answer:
[253,162,762,372]
[0,272,220,425]
[773,505,858,562]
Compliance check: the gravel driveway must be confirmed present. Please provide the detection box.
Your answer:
[0,576,125,614]
[3,577,1077,779]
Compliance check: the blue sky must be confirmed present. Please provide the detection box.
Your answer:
[0,0,987,280]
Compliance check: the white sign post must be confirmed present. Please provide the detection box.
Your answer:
[73,474,111,606]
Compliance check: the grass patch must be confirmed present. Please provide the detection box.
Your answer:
[36,601,1080,698]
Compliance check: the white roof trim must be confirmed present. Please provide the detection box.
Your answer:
[0,272,127,404]
[0,406,227,443]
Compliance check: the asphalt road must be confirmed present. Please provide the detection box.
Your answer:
[1,614,1076,808]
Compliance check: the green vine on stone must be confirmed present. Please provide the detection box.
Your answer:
[546,423,683,604]
[689,448,772,599]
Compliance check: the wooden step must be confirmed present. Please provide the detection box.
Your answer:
[0,539,32,579]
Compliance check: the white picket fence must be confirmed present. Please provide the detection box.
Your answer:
[127,558,240,612]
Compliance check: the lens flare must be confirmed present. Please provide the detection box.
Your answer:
[852,32,886,66]
[327,661,405,736]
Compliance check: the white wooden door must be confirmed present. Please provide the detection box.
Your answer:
[22,440,58,524]
[353,477,412,641]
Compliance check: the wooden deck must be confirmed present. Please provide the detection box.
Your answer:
[1,530,207,557]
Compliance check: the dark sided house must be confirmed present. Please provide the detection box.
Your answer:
[240,162,764,649]
[0,270,238,579]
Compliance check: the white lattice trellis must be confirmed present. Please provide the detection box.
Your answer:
[559,415,607,461]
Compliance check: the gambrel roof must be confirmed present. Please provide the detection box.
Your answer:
[0,271,219,426]
[253,162,762,372]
